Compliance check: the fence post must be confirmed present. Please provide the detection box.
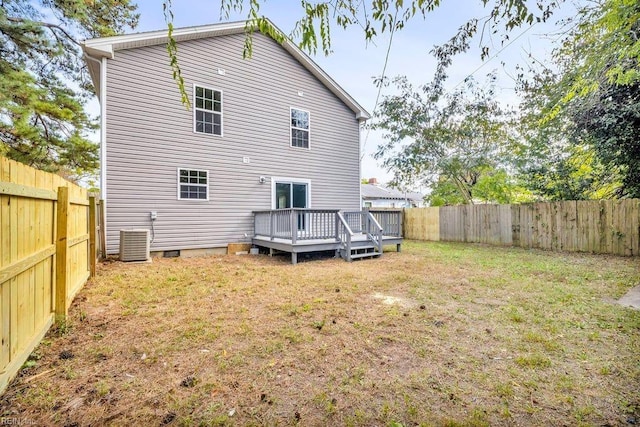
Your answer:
[89,196,97,277]
[55,186,69,321]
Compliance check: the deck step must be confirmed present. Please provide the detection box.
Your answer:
[350,245,377,251]
[350,251,381,259]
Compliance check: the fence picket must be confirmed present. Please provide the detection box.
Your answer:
[0,156,92,395]
[403,200,639,257]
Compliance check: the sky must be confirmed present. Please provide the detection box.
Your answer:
[94,1,579,187]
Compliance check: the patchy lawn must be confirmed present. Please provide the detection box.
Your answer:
[1,241,639,426]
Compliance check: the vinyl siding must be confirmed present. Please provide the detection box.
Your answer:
[105,32,361,253]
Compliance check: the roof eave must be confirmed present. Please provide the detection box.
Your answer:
[82,44,114,59]
[81,20,371,119]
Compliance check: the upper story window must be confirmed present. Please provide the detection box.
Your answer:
[290,108,310,149]
[194,85,222,136]
[178,168,208,200]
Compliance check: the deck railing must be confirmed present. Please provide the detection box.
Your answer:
[366,212,383,253]
[336,212,354,260]
[253,209,403,245]
[370,209,403,237]
[341,210,383,253]
[343,211,366,233]
[253,209,340,243]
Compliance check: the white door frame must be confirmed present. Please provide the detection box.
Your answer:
[270,177,311,210]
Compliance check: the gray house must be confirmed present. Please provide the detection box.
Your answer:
[83,20,402,263]
[362,179,424,208]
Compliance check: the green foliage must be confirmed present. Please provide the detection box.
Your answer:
[565,0,640,93]
[163,0,563,106]
[517,0,637,198]
[516,67,623,200]
[572,81,640,197]
[210,1,561,57]
[0,0,138,178]
[428,180,466,207]
[473,168,534,204]
[373,74,516,205]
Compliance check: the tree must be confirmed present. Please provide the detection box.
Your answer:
[516,0,638,198]
[372,74,516,204]
[515,66,623,200]
[426,168,532,206]
[572,81,640,197]
[0,0,138,178]
[163,0,563,105]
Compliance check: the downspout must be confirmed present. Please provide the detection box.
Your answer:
[83,53,108,246]
[99,57,107,204]
[358,117,365,209]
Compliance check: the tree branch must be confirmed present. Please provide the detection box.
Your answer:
[6,16,81,47]
[35,113,50,140]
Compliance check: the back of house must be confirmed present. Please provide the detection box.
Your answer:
[83,21,369,256]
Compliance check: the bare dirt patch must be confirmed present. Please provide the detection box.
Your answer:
[1,241,639,426]
[371,292,417,308]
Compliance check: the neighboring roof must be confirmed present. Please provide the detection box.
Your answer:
[405,191,424,201]
[361,184,423,202]
[82,20,370,120]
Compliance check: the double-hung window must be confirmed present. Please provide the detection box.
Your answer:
[194,85,222,136]
[178,168,208,200]
[290,108,310,148]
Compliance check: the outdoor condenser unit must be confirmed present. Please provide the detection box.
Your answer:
[119,229,150,262]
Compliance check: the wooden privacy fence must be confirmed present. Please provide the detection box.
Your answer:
[0,157,97,394]
[404,199,640,256]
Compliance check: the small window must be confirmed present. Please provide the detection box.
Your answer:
[178,169,208,200]
[194,85,222,136]
[290,108,309,148]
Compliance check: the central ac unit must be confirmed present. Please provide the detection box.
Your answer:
[120,229,150,262]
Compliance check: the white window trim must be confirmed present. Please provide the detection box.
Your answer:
[193,83,223,137]
[290,107,310,150]
[270,177,311,209]
[177,167,210,201]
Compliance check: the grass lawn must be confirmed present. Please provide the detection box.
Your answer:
[1,241,639,426]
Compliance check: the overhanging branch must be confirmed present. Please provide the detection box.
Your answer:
[6,16,81,47]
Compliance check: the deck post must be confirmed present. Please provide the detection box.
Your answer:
[397,243,402,252]
[335,213,341,259]
[270,211,275,240]
[291,252,297,264]
[290,209,297,244]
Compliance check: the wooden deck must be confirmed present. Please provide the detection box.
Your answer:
[252,209,403,264]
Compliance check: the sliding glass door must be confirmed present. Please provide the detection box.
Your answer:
[275,181,308,230]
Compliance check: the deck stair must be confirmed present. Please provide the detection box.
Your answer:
[340,234,381,260]
[345,245,381,260]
